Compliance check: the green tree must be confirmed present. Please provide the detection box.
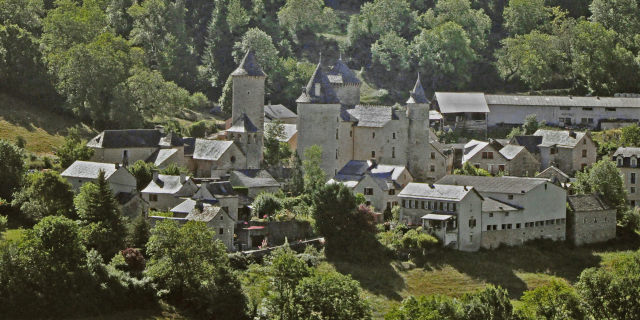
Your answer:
[520,278,586,320]
[302,145,326,194]
[370,32,412,90]
[574,159,628,220]
[462,285,515,320]
[125,66,192,119]
[386,295,463,319]
[589,0,640,48]
[293,272,372,320]
[56,126,95,168]
[128,160,157,190]
[503,0,549,35]
[128,214,151,252]
[420,0,492,52]
[264,120,293,167]
[0,139,24,201]
[159,163,192,176]
[454,162,492,176]
[277,0,336,36]
[187,120,217,138]
[11,171,76,221]
[217,75,234,115]
[621,124,640,147]
[74,170,127,260]
[522,114,539,135]
[252,192,283,219]
[0,0,44,31]
[288,151,304,196]
[263,244,312,319]
[233,28,279,73]
[145,220,248,319]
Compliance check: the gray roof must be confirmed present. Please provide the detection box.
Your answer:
[146,148,180,167]
[613,147,640,158]
[499,144,525,160]
[182,137,196,155]
[347,105,396,127]
[510,136,542,154]
[228,113,258,133]
[192,140,236,161]
[485,94,640,108]
[186,205,225,222]
[567,194,613,212]
[327,57,360,84]
[437,175,548,194]
[435,92,490,113]
[87,129,163,148]
[406,74,428,104]
[232,169,280,188]
[482,197,522,212]
[462,140,489,163]
[159,132,184,147]
[62,161,119,179]
[264,123,297,142]
[534,129,585,148]
[230,50,266,77]
[171,198,197,214]
[398,183,477,201]
[333,160,407,191]
[200,181,236,198]
[296,60,341,104]
[264,104,297,121]
[141,174,190,195]
[535,166,571,182]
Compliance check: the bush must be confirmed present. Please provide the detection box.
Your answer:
[0,214,7,233]
[15,136,26,149]
[187,120,217,138]
[42,156,52,169]
[252,193,283,220]
[402,229,439,250]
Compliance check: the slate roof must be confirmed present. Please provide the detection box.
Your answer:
[406,74,428,104]
[146,148,180,167]
[327,57,360,84]
[264,123,297,142]
[462,140,489,163]
[510,136,542,154]
[332,160,407,191]
[613,147,640,158]
[534,129,585,148]
[327,177,362,188]
[264,104,297,121]
[62,161,119,179]
[182,137,196,155]
[200,181,237,198]
[398,183,478,201]
[429,110,443,120]
[435,92,490,113]
[482,197,522,212]
[499,144,525,160]
[437,175,548,194]
[535,166,571,182]
[485,94,640,108]
[296,59,341,104]
[232,169,280,188]
[228,113,258,133]
[159,132,184,147]
[230,50,266,77]
[142,174,190,195]
[87,130,163,148]
[186,205,225,222]
[171,198,198,214]
[192,140,236,161]
[567,194,613,212]
[347,105,395,127]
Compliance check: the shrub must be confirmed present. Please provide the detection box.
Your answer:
[0,214,7,233]
[15,136,26,149]
[42,156,52,169]
[401,229,438,250]
[252,193,283,219]
[120,248,146,272]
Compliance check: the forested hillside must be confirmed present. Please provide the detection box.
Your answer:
[1,0,639,130]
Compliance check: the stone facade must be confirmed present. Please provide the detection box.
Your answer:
[481,224,566,249]
[567,209,616,246]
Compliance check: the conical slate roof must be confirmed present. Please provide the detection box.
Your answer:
[227,113,258,133]
[296,57,341,104]
[231,50,267,77]
[327,55,360,84]
[406,74,428,104]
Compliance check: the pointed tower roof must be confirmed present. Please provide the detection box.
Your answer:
[227,113,258,133]
[296,56,341,104]
[406,74,429,104]
[231,50,267,77]
[327,55,360,84]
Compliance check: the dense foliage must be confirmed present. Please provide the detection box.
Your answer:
[0,139,25,201]
[11,170,76,221]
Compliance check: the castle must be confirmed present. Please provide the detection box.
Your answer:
[226,50,435,182]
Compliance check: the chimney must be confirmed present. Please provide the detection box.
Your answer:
[180,172,186,184]
[302,87,307,94]
[268,100,271,106]
[464,185,468,191]
[115,163,120,169]
[596,96,600,100]
[155,125,165,135]
[569,130,576,138]
[195,199,204,212]
[429,184,435,189]
[370,158,377,167]
[569,95,573,99]
[152,169,159,182]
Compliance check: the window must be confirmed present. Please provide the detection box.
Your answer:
[489,212,493,217]
[618,157,623,166]
[428,201,432,209]
[560,107,571,111]
[550,148,556,155]
[350,131,352,137]
[315,83,321,96]
[474,164,480,169]
[336,129,339,139]
[371,151,376,158]
[430,165,435,172]
[631,200,636,207]
[581,163,587,170]
[149,194,158,202]
[469,217,477,228]
[487,225,492,231]
[581,118,587,124]
[411,200,416,208]
[508,195,514,200]
[335,149,338,159]
[230,156,236,163]
[499,165,505,172]
[493,225,497,230]
[583,139,587,145]
[482,152,494,159]
[452,203,457,211]
[632,158,637,167]
[421,201,425,209]
[605,107,616,111]
[505,212,509,217]
[582,107,593,111]
[631,187,636,194]
[402,199,406,207]
[507,224,512,229]
[594,217,598,223]
[502,224,506,230]
[389,189,395,195]
[392,147,396,158]
[220,215,224,220]
[387,202,391,209]
[470,234,474,242]
[632,173,636,184]
[219,228,224,235]
[582,150,587,157]
[372,132,375,138]
[363,188,373,195]
[393,133,396,139]
[588,118,594,124]
[439,202,444,211]
[123,150,129,158]
[516,223,521,229]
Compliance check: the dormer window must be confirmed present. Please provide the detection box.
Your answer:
[617,156,623,167]
[632,157,637,167]
[315,83,321,96]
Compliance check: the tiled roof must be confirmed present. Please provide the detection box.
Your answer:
[534,129,585,148]
[228,113,258,133]
[398,183,476,201]
[170,198,198,214]
[485,94,640,108]
[347,105,395,127]
[296,59,341,104]
[87,130,162,148]
[141,174,190,195]
[327,57,360,84]
[232,169,280,188]
[437,175,548,194]
[61,161,119,179]
[406,74,428,104]
[510,136,542,154]
[613,147,640,158]
[264,104,297,121]
[435,92,490,113]
[482,197,522,212]
[567,194,613,212]
[499,144,525,160]
[192,140,236,161]
[230,50,266,77]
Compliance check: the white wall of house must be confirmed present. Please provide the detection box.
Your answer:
[487,105,640,128]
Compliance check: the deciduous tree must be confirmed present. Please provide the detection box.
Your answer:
[12,170,76,221]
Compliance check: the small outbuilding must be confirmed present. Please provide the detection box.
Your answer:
[566,193,617,246]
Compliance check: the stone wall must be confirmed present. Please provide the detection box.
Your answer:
[481,223,566,249]
[242,220,315,246]
[567,209,617,246]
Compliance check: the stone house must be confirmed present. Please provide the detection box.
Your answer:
[535,166,575,195]
[428,129,454,183]
[188,139,246,178]
[87,128,183,166]
[62,161,136,194]
[612,147,640,207]
[186,204,236,250]
[566,194,617,246]
[230,169,281,198]
[141,171,198,212]
[398,183,484,251]
[191,181,239,221]
[264,103,297,124]
[328,160,413,212]
[432,92,490,132]
[462,140,540,177]
[437,175,567,249]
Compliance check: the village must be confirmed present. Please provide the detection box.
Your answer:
[53,49,636,253]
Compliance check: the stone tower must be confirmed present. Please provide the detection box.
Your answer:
[296,56,342,178]
[406,74,431,182]
[230,50,267,168]
[327,54,361,106]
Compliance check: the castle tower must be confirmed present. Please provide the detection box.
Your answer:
[406,74,431,182]
[327,54,361,106]
[296,56,343,178]
[230,50,267,168]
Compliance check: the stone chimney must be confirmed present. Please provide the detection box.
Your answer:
[180,172,186,184]
[115,163,120,169]
[152,169,159,182]
[569,130,577,138]
[155,125,165,134]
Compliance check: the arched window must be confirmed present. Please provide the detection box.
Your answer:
[469,217,476,228]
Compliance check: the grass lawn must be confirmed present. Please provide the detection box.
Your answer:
[1,228,25,242]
